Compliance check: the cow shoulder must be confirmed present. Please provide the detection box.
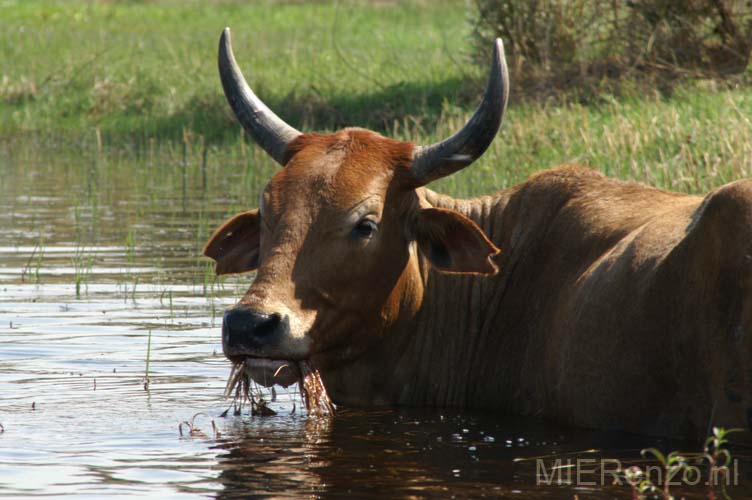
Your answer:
[697,179,752,229]
[689,179,752,266]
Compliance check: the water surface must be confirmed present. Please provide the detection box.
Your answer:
[1,138,749,498]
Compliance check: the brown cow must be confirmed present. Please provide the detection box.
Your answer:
[205,28,752,438]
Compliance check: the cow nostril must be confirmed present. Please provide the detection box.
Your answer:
[222,308,283,349]
[253,312,281,338]
[223,308,251,334]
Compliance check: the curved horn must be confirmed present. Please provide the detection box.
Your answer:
[410,39,509,185]
[218,27,301,165]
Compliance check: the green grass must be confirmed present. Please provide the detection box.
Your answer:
[1,0,751,202]
[1,0,475,142]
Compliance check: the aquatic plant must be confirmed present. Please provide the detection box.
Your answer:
[704,427,743,500]
[72,245,94,298]
[143,329,152,390]
[624,427,742,500]
[178,412,219,439]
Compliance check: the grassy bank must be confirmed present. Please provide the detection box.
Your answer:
[1,0,474,141]
[1,0,751,198]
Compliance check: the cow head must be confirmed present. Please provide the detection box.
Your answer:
[204,28,508,388]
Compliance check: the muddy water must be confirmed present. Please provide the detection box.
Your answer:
[1,139,750,499]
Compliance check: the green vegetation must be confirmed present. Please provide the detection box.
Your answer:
[144,329,152,390]
[1,0,474,142]
[624,427,742,500]
[470,0,752,98]
[1,0,750,308]
[2,0,751,201]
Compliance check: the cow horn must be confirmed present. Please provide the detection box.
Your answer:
[410,39,509,186]
[218,27,301,166]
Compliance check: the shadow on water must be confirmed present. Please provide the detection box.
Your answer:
[210,409,752,499]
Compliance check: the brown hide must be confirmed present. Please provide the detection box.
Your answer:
[206,132,752,439]
[343,165,752,439]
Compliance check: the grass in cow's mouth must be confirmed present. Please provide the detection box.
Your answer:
[298,361,336,415]
[223,359,335,417]
[223,360,274,417]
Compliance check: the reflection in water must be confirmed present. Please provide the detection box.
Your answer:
[1,139,751,498]
[212,408,752,499]
[216,416,334,498]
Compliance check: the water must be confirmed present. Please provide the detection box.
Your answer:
[1,138,750,499]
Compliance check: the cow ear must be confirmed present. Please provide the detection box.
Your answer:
[415,207,499,275]
[203,210,260,275]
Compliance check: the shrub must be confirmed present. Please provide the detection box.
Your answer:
[470,0,752,98]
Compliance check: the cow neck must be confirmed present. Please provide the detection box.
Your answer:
[385,187,518,408]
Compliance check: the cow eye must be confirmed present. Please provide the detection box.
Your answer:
[351,219,378,240]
